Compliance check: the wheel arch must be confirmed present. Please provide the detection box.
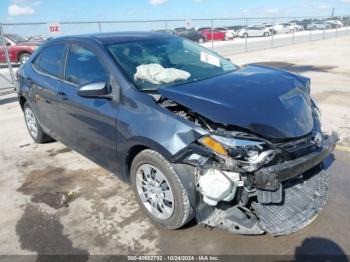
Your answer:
[19,95,27,110]
[119,138,174,182]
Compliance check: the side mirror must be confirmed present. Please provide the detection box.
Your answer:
[78,82,112,99]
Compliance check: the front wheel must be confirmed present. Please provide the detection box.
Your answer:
[130,149,193,229]
[263,32,270,37]
[23,102,52,143]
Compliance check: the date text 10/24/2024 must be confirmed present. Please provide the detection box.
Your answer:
[127,256,220,261]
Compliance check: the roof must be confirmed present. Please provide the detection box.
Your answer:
[51,31,175,45]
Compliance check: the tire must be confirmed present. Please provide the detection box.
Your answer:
[198,37,204,43]
[18,52,31,64]
[130,149,193,229]
[242,33,248,38]
[263,32,269,37]
[23,102,52,143]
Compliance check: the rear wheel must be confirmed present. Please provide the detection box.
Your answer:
[242,33,248,38]
[263,32,270,37]
[131,149,193,229]
[23,102,52,143]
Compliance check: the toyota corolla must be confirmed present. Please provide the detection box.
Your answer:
[17,32,337,235]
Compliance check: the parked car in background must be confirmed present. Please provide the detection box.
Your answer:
[0,34,43,64]
[238,25,271,37]
[307,22,331,30]
[155,29,176,35]
[174,27,186,33]
[288,23,303,31]
[176,28,205,43]
[17,32,337,236]
[214,27,235,40]
[325,20,343,28]
[262,23,274,33]
[273,23,293,34]
[227,25,246,33]
[196,27,211,33]
[200,29,227,41]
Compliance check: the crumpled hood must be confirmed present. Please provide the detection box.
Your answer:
[159,65,314,139]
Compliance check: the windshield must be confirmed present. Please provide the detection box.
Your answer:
[6,34,27,43]
[107,37,238,91]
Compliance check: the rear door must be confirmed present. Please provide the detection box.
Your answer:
[57,42,118,172]
[29,42,66,139]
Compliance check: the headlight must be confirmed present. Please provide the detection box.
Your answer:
[199,135,266,161]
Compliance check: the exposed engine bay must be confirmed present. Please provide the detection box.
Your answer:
[157,96,338,236]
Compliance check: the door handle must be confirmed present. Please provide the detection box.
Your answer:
[58,91,69,101]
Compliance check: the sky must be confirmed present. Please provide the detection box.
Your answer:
[1,0,350,36]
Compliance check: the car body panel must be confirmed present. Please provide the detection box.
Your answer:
[201,29,226,40]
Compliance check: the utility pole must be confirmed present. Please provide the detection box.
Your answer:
[332,8,334,19]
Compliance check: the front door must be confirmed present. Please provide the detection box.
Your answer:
[57,43,118,172]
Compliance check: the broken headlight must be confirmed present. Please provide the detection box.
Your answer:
[199,135,277,171]
[200,135,272,161]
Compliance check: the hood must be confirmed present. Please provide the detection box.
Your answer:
[159,65,314,139]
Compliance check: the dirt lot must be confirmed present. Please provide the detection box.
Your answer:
[0,36,350,259]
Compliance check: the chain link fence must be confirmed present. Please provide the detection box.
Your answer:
[1,15,349,95]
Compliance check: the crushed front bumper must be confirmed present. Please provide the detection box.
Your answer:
[196,132,338,235]
[254,132,338,191]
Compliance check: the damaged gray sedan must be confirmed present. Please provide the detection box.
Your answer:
[17,32,338,236]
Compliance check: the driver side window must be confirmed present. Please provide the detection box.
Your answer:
[65,44,108,86]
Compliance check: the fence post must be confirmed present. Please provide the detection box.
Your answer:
[98,22,102,33]
[0,24,15,85]
[271,17,274,48]
[211,19,214,51]
[245,17,248,52]
[323,20,326,40]
[309,23,312,41]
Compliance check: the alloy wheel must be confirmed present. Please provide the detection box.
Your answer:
[135,163,175,220]
[25,107,38,138]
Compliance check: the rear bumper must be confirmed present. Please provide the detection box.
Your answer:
[255,132,338,190]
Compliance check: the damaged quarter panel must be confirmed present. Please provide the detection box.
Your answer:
[158,65,313,139]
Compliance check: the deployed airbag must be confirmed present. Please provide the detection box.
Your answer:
[134,64,191,85]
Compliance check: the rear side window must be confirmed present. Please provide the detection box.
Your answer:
[65,44,108,86]
[34,44,65,77]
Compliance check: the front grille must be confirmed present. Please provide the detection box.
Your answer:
[254,166,328,236]
[276,133,317,159]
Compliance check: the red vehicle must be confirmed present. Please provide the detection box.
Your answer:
[200,29,227,41]
[0,34,43,64]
